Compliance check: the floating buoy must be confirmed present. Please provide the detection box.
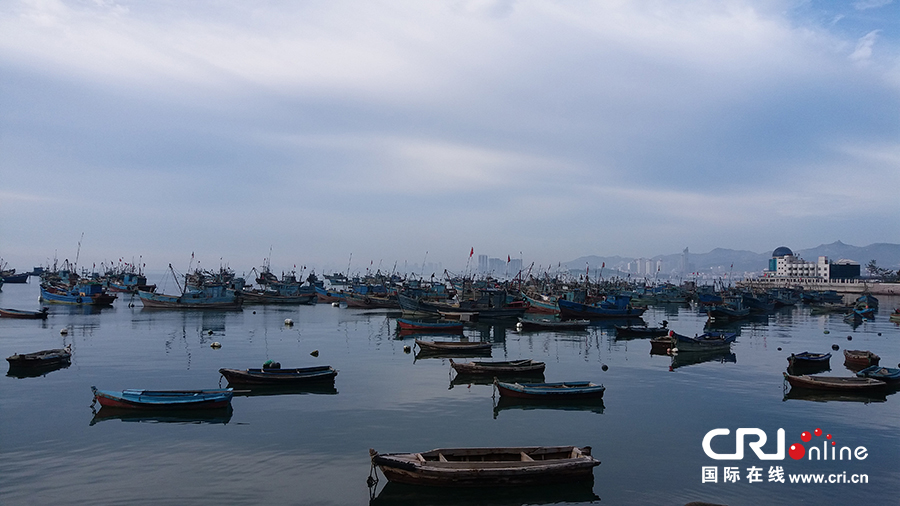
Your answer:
[601,364,608,371]
[59,328,68,335]
[252,311,256,314]
[208,330,213,335]
[331,302,340,307]
[877,332,882,336]
[403,345,411,353]
[832,344,839,351]
[847,335,852,341]
[777,347,782,351]
[284,318,294,326]
[516,322,523,330]
[310,350,319,357]
[210,342,222,349]
[823,330,830,334]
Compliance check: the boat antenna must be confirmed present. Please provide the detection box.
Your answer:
[74,232,84,271]
[420,251,428,280]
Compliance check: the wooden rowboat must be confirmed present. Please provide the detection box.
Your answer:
[614,324,669,338]
[91,386,233,409]
[397,318,464,332]
[787,351,831,367]
[494,380,605,400]
[414,339,491,352]
[449,359,545,376]
[369,446,600,487]
[0,307,49,319]
[782,372,886,391]
[219,365,337,385]
[843,349,880,369]
[6,346,71,368]
[516,317,590,330]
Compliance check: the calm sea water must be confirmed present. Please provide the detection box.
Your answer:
[1,280,898,505]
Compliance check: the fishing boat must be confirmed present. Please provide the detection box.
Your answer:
[449,359,545,376]
[890,308,900,323]
[614,323,668,338]
[7,346,72,368]
[669,330,737,352]
[557,296,645,319]
[1,270,30,283]
[787,352,831,368]
[369,446,600,487]
[516,317,590,330]
[521,293,561,314]
[649,335,674,354]
[40,282,117,306]
[414,339,492,352]
[855,365,900,383]
[138,284,242,310]
[843,349,880,369]
[782,372,886,392]
[0,307,49,319]
[494,380,605,400]
[706,297,750,321]
[90,386,234,409]
[344,291,399,309]
[218,365,337,385]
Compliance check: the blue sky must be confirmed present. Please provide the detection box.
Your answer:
[1,0,898,275]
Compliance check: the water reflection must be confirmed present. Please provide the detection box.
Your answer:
[450,374,546,389]
[369,478,600,505]
[782,389,888,404]
[6,362,71,379]
[492,396,606,418]
[669,350,737,370]
[89,406,234,425]
[229,383,338,396]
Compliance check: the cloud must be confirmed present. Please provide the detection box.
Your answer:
[850,30,881,61]
[852,0,893,10]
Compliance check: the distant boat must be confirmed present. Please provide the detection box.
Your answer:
[7,346,72,368]
[669,330,737,352]
[843,349,880,370]
[855,365,900,383]
[521,293,560,314]
[557,296,645,319]
[344,292,399,309]
[494,380,606,400]
[397,318,464,332]
[0,307,49,319]
[783,372,886,392]
[787,352,831,368]
[138,285,242,310]
[218,365,337,385]
[91,386,234,409]
[1,270,29,283]
[706,297,750,321]
[369,446,600,487]
[449,358,545,376]
[414,339,491,352]
[40,282,117,306]
[517,317,590,330]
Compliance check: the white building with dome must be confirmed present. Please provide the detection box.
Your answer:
[763,246,859,281]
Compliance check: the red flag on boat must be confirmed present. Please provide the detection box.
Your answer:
[507,255,510,263]
[470,247,474,257]
[602,262,605,268]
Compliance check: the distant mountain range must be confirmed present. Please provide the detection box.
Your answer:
[565,241,900,277]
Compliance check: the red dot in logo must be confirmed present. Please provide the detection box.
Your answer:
[814,428,822,436]
[789,443,806,460]
[801,431,812,442]
[832,441,836,446]
[826,434,831,439]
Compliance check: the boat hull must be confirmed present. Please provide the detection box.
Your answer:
[557,299,645,319]
[495,381,605,400]
[449,359,545,376]
[138,290,242,310]
[783,373,886,391]
[219,366,337,385]
[371,446,599,487]
[91,387,234,409]
[0,308,49,319]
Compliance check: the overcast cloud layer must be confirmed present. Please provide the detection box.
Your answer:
[1,0,898,275]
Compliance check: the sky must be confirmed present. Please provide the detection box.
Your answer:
[1,0,898,276]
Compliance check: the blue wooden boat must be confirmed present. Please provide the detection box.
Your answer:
[557,296,645,319]
[855,293,879,309]
[40,282,117,306]
[494,380,605,399]
[91,386,233,409]
[218,365,337,385]
[669,330,737,352]
[855,365,900,383]
[787,351,831,367]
